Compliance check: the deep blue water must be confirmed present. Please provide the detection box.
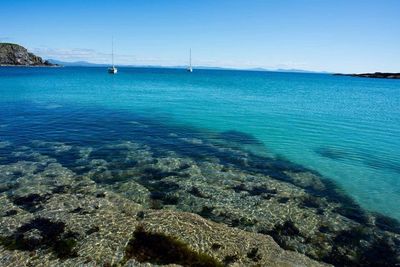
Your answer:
[0,66,399,219]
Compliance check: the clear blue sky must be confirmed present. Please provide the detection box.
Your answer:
[1,0,399,72]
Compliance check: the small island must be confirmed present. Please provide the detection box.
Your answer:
[334,72,400,79]
[0,43,57,67]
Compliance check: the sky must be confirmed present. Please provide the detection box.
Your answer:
[0,0,399,73]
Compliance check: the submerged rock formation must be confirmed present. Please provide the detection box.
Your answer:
[0,106,399,266]
[0,43,56,66]
[0,161,326,266]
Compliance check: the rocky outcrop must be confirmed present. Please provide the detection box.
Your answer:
[334,72,400,79]
[0,43,56,66]
[0,161,327,266]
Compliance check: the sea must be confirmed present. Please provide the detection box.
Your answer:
[0,66,399,265]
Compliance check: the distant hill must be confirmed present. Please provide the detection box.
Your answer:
[0,43,56,66]
[47,59,107,67]
[47,60,326,73]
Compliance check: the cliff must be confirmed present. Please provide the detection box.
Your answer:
[0,43,56,66]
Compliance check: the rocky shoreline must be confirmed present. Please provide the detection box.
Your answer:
[0,43,57,67]
[334,72,400,79]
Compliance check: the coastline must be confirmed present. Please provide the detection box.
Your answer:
[334,72,400,79]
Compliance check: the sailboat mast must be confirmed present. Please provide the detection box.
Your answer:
[189,48,192,69]
[112,37,114,67]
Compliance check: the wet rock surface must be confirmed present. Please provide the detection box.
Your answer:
[0,125,399,266]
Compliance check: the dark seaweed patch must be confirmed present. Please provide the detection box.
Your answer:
[247,247,262,262]
[318,224,331,234]
[359,238,399,267]
[232,184,277,198]
[222,255,238,265]
[259,220,301,250]
[124,226,222,266]
[334,227,370,246]
[4,209,18,216]
[211,243,222,251]
[230,217,257,228]
[248,186,277,196]
[91,169,135,184]
[199,206,214,218]
[374,213,400,234]
[143,180,180,193]
[71,207,84,213]
[150,192,179,205]
[142,167,180,181]
[96,191,107,198]
[136,211,145,220]
[334,204,369,225]
[274,220,300,236]
[278,197,289,204]
[232,183,247,193]
[301,196,321,209]
[325,233,399,267]
[0,218,78,259]
[188,186,207,198]
[149,199,163,210]
[86,226,100,235]
[54,237,78,259]
[12,194,49,212]
[147,181,180,205]
[52,185,70,194]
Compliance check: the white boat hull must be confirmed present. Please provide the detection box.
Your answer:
[108,67,118,74]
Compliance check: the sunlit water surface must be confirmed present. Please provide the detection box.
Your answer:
[0,67,399,219]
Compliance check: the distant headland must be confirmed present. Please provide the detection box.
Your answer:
[334,72,400,79]
[0,43,57,67]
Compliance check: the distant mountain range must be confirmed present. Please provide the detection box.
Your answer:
[47,59,108,67]
[47,59,328,73]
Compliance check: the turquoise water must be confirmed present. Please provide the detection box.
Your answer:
[1,66,400,220]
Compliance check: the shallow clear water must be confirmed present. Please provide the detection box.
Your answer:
[1,66,399,220]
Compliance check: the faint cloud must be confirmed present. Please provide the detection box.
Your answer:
[0,36,11,42]
[31,46,312,70]
[32,47,112,63]
[273,61,309,70]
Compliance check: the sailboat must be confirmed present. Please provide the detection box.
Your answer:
[108,38,118,74]
[187,48,193,73]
